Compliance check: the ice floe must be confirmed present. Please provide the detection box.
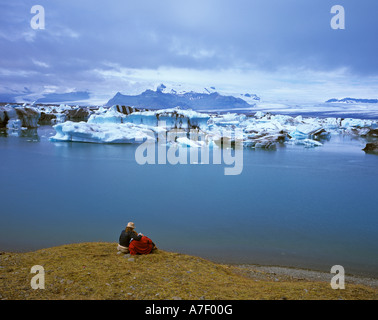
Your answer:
[51,121,157,144]
[47,107,378,150]
[1,103,377,151]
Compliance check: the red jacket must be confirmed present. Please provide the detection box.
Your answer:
[129,236,154,255]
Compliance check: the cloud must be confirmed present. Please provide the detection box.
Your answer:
[32,60,49,68]
[1,0,378,104]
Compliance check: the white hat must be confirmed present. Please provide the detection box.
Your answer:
[127,222,135,229]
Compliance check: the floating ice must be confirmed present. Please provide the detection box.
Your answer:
[126,108,210,130]
[88,106,126,124]
[46,105,378,151]
[287,138,323,148]
[341,118,376,129]
[51,121,156,144]
[176,137,206,148]
[6,119,22,131]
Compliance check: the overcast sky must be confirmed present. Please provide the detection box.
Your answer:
[1,0,378,104]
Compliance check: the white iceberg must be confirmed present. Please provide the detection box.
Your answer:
[88,106,126,124]
[6,119,22,131]
[87,107,210,130]
[340,118,375,129]
[176,137,207,148]
[51,121,156,144]
[289,124,323,139]
[287,138,323,148]
[127,108,210,130]
[48,105,378,151]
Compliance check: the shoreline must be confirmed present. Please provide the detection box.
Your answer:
[4,247,378,287]
[2,244,378,289]
[1,242,378,300]
[4,248,378,284]
[236,264,378,289]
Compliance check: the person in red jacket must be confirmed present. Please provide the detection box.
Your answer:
[129,234,156,255]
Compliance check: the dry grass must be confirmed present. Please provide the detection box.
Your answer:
[1,242,377,300]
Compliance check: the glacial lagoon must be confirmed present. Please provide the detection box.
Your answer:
[1,125,378,277]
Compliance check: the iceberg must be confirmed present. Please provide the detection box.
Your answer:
[6,119,22,131]
[321,118,342,130]
[0,106,18,128]
[176,137,206,148]
[88,107,210,130]
[45,104,378,152]
[14,107,41,128]
[287,138,323,148]
[50,108,212,146]
[341,118,375,129]
[289,124,324,139]
[127,108,210,130]
[0,105,41,128]
[51,121,156,144]
[88,106,126,124]
[244,134,286,149]
[210,113,247,127]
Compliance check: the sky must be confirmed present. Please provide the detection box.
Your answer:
[1,0,378,105]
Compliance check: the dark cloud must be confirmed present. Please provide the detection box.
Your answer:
[1,0,378,101]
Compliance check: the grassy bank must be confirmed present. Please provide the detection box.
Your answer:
[1,242,377,300]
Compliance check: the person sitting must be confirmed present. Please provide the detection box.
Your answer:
[129,234,156,255]
[117,222,142,254]
[117,221,157,255]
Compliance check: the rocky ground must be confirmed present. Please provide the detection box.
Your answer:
[237,265,378,289]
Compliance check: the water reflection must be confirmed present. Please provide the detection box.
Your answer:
[0,127,40,140]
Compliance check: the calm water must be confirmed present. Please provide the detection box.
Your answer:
[1,126,378,277]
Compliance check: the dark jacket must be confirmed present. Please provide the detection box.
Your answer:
[119,230,142,247]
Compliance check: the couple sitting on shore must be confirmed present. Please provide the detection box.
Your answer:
[117,222,156,255]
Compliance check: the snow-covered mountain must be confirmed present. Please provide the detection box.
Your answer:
[326,98,378,104]
[106,85,258,110]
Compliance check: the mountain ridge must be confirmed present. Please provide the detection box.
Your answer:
[106,85,257,110]
[326,97,378,104]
